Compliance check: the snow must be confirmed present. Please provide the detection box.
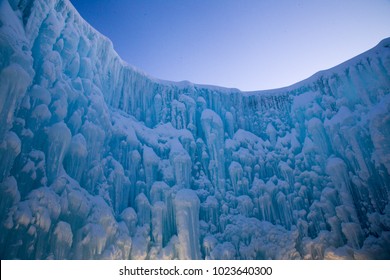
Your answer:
[0,0,390,260]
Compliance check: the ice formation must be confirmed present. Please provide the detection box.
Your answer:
[1,0,390,259]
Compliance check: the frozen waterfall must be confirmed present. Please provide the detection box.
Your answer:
[0,0,390,260]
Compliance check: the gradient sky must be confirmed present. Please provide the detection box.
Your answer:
[70,0,390,91]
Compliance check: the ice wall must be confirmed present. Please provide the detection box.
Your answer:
[1,0,390,259]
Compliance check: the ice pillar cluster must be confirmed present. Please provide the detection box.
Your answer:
[1,0,390,259]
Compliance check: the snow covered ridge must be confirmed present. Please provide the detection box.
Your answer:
[1,0,390,260]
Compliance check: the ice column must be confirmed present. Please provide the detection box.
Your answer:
[51,221,73,259]
[171,100,187,129]
[201,109,226,193]
[326,157,364,248]
[64,133,87,181]
[150,182,176,243]
[0,65,31,140]
[169,139,192,187]
[46,122,71,183]
[229,161,243,195]
[143,146,160,193]
[0,132,21,181]
[174,189,201,259]
[326,157,359,223]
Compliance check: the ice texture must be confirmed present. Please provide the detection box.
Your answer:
[175,189,201,259]
[1,0,390,259]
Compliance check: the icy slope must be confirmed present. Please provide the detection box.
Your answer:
[1,0,390,259]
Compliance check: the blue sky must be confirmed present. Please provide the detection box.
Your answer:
[70,0,390,91]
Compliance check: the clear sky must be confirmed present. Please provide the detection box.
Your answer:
[69,0,390,91]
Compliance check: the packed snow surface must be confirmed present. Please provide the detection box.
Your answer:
[1,0,390,259]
